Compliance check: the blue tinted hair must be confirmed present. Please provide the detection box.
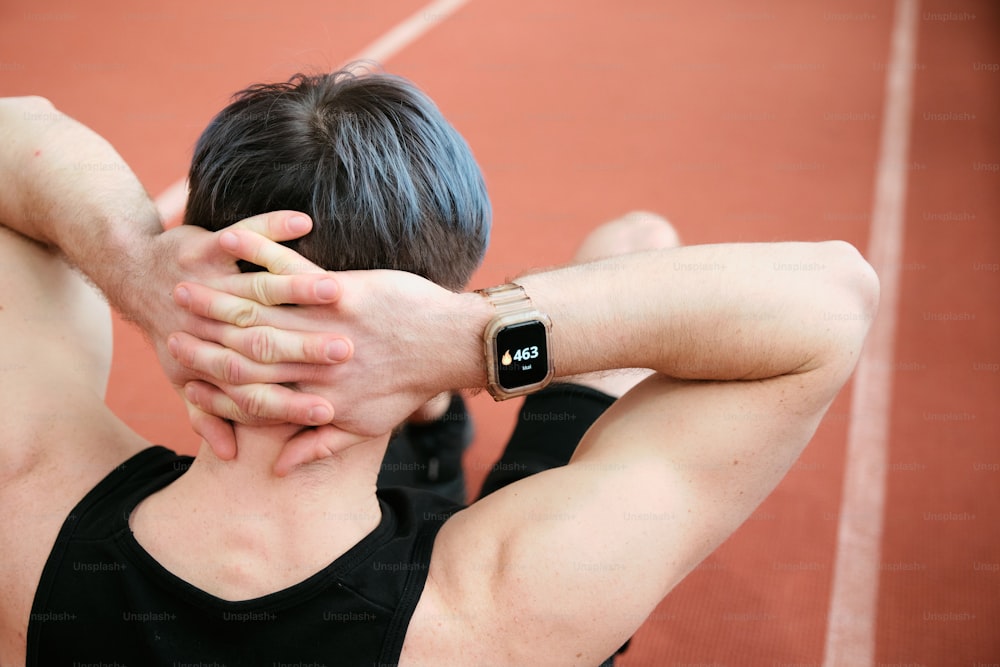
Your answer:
[184,67,491,289]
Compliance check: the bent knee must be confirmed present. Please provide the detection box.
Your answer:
[573,211,681,262]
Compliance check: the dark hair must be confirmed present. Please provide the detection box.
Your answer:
[183,67,491,290]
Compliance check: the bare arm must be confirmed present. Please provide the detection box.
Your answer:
[0,97,165,324]
[421,241,877,664]
[517,241,874,382]
[0,96,342,455]
[171,236,874,435]
[167,233,877,663]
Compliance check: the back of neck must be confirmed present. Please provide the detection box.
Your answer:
[129,425,388,601]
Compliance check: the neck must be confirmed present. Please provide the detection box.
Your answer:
[187,423,387,520]
[130,424,390,600]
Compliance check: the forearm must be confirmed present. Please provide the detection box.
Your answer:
[504,240,877,384]
[405,240,877,396]
[0,96,161,324]
[174,239,878,394]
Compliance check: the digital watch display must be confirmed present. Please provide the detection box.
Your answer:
[494,320,550,390]
[477,283,554,401]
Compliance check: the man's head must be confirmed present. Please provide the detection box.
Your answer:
[183,66,491,290]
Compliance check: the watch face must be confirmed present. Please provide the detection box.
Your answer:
[495,320,549,389]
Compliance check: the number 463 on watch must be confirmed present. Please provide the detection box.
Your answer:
[477,283,554,401]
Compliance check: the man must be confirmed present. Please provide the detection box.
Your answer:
[176,68,495,503]
[0,77,877,666]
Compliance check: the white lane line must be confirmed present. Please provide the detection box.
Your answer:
[822,0,920,665]
[345,0,470,65]
[154,0,472,224]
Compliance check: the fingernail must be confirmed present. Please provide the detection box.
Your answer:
[167,336,179,357]
[325,339,349,361]
[309,405,333,424]
[174,286,191,307]
[316,278,339,301]
[289,215,311,234]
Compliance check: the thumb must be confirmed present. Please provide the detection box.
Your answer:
[273,425,365,476]
[184,401,238,461]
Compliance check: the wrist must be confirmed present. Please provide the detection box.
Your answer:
[452,291,494,391]
[95,202,165,329]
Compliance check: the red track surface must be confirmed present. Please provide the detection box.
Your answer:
[2,0,996,664]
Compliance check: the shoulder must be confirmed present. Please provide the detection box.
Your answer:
[0,225,122,477]
[401,469,642,667]
[0,446,174,666]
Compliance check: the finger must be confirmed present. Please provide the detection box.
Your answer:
[218,227,325,276]
[184,380,335,427]
[273,426,363,477]
[168,223,236,271]
[168,331,336,385]
[227,210,314,242]
[178,318,351,364]
[217,323,352,365]
[184,401,237,461]
[176,280,342,329]
[207,271,341,307]
[183,381,275,425]
[175,282,269,329]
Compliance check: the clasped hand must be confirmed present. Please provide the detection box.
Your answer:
[163,212,473,474]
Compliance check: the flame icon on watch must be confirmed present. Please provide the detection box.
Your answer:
[501,349,513,366]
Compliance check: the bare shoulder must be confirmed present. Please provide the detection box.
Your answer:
[0,224,146,474]
[402,468,664,666]
[0,225,147,664]
[401,459,670,665]
[402,366,848,665]
[0,225,112,441]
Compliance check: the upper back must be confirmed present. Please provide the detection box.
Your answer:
[25,445,463,666]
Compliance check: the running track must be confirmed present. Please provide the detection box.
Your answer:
[1,1,997,664]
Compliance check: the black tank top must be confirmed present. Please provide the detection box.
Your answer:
[27,446,462,666]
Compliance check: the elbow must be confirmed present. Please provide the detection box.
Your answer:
[780,240,879,391]
[24,95,56,111]
[813,240,881,369]
[827,240,880,330]
[0,95,55,115]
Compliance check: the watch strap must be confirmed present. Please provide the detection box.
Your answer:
[476,282,532,314]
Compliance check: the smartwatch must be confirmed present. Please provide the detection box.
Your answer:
[477,283,554,401]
